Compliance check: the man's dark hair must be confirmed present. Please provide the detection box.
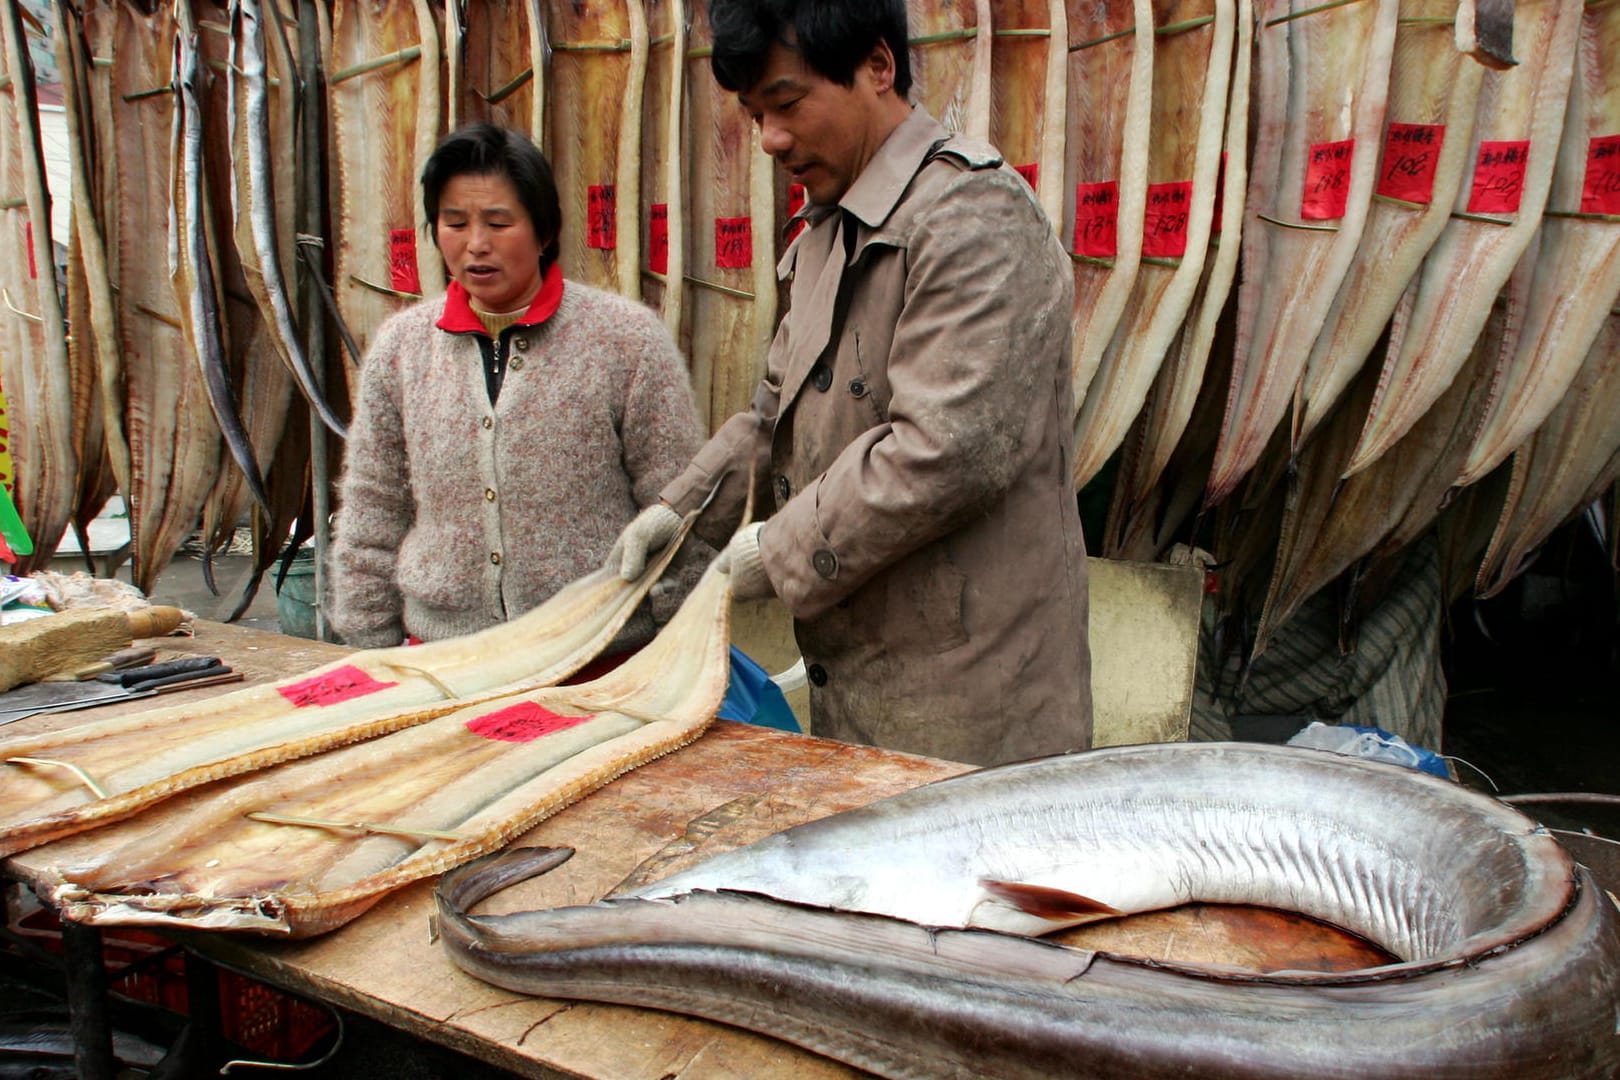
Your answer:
[710,0,911,97]
[421,123,561,271]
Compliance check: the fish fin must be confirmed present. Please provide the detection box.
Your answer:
[977,878,1122,920]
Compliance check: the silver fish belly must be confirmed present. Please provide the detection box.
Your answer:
[436,742,1620,1080]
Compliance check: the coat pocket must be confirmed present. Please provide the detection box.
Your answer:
[880,545,969,654]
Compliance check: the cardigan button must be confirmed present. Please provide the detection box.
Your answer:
[484,488,496,502]
[481,416,493,429]
[509,354,526,370]
[848,377,868,398]
[490,552,502,566]
[514,336,531,352]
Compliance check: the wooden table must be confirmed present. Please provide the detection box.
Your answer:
[1,620,969,1079]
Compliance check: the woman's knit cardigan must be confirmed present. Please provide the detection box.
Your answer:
[327,279,708,649]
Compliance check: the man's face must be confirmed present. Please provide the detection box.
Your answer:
[737,41,894,206]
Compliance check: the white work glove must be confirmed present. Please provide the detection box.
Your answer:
[715,521,773,601]
[609,502,682,580]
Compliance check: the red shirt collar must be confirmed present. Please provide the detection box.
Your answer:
[436,261,564,334]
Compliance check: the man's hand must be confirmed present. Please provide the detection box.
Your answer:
[609,503,682,580]
[715,521,772,601]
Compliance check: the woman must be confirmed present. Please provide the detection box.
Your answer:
[328,124,706,650]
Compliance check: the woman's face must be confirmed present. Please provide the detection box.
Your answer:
[435,171,548,311]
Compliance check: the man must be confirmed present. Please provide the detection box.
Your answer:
[612,0,1090,766]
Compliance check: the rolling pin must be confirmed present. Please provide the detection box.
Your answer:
[0,606,187,693]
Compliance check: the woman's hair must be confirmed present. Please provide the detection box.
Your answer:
[421,124,561,270]
[709,0,911,97]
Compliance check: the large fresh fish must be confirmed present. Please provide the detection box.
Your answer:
[681,0,777,431]
[1062,0,1152,418]
[437,743,1620,1079]
[1295,0,1487,450]
[541,0,646,297]
[32,559,734,937]
[446,0,544,137]
[637,0,683,335]
[1346,0,1580,477]
[0,517,696,857]
[907,0,990,142]
[1457,1,1620,487]
[108,0,224,593]
[1072,0,1232,488]
[1205,0,1398,507]
[987,0,1067,232]
[326,0,444,383]
[0,0,78,574]
[1110,0,1250,519]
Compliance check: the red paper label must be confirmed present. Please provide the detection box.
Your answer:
[1581,134,1620,215]
[1212,152,1228,235]
[648,203,669,274]
[1468,140,1530,214]
[1073,181,1119,257]
[1302,139,1355,220]
[466,701,593,743]
[1142,181,1193,258]
[278,665,399,708]
[587,185,617,250]
[1377,123,1445,204]
[25,222,36,280]
[1014,163,1039,192]
[786,182,807,243]
[388,229,420,293]
[715,217,753,269]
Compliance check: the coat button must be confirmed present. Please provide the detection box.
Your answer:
[484,488,496,502]
[812,549,838,579]
[482,416,493,429]
[848,377,867,398]
[490,552,502,566]
[775,475,791,502]
[514,336,530,352]
[509,354,525,370]
[811,364,832,392]
[807,663,828,687]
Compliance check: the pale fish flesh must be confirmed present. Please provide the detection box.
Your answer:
[446,0,544,138]
[34,559,734,937]
[0,516,697,857]
[1206,0,1398,507]
[987,0,1067,232]
[1345,0,1581,477]
[437,743,1620,1079]
[1296,0,1486,450]
[1072,0,1232,488]
[906,0,990,143]
[681,0,777,432]
[542,0,645,297]
[1456,0,1620,487]
[637,0,684,337]
[1062,0,1152,418]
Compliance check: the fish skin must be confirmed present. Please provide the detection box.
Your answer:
[36,558,734,937]
[1072,0,1233,489]
[0,516,698,858]
[1206,0,1399,508]
[1297,0,1485,450]
[1346,0,1581,478]
[907,0,991,143]
[1063,0,1153,419]
[1456,1,1620,488]
[0,0,78,574]
[437,744,1620,1079]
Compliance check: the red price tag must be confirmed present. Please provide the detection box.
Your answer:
[1014,163,1039,192]
[1302,139,1355,220]
[1377,123,1445,204]
[1073,181,1119,257]
[278,665,399,708]
[25,222,36,280]
[587,185,617,250]
[1212,152,1228,235]
[1142,180,1193,258]
[466,701,593,743]
[1581,133,1620,215]
[786,182,807,243]
[388,228,420,293]
[715,216,753,269]
[1467,140,1530,214]
[648,203,669,274]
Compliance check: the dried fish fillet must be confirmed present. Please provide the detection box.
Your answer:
[908,0,991,142]
[35,559,733,937]
[638,0,685,336]
[987,0,1067,232]
[0,517,696,857]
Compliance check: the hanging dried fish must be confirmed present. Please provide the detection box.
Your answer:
[638,0,685,336]
[986,0,1067,233]
[446,0,545,137]
[907,0,991,142]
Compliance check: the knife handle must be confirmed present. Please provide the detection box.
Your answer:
[126,606,187,639]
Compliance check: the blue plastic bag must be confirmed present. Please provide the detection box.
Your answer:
[718,646,799,732]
